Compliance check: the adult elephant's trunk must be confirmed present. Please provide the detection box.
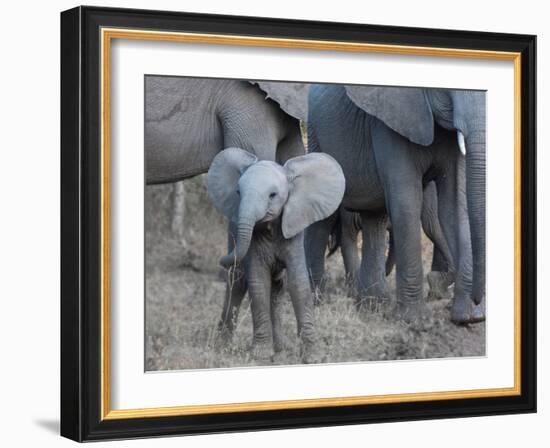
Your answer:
[465,129,486,305]
[219,199,261,268]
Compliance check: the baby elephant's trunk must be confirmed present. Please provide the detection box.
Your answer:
[219,201,259,268]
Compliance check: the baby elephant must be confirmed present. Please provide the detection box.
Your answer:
[207,148,345,363]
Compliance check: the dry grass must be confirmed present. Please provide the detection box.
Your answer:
[145,175,485,371]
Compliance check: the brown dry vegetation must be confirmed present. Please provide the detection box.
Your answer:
[145,175,485,371]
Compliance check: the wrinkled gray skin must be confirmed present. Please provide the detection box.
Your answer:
[387,182,456,302]
[145,77,307,183]
[419,182,456,300]
[306,181,455,302]
[388,181,455,299]
[307,84,483,324]
[345,86,486,318]
[207,148,345,362]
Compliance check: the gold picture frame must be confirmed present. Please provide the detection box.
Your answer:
[61,6,536,441]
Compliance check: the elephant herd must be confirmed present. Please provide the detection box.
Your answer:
[145,76,486,364]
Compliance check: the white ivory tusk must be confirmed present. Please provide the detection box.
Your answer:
[457,131,466,155]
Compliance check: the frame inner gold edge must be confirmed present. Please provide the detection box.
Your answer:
[100,27,522,420]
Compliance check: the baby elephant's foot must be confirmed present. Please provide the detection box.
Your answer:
[251,342,273,361]
[427,271,454,301]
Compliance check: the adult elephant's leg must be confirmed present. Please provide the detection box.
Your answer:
[356,212,390,310]
[276,118,306,163]
[304,213,335,301]
[340,210,361,296]
[217,222,247,341]
[220,82,296,163]
[372,125,426,319]
[222,121,278,162]
[385,188,425,319]
[436,155,477,324]
[421,182,455,300]
[422,182,453,271]
[431,247,449,272]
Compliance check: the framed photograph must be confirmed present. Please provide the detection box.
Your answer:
[60,6,536,442]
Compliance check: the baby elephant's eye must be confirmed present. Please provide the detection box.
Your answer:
[236,189,240,196]
[269,192,277,199]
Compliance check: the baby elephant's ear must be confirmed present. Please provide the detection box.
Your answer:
[282,153,345,239]
[207,148,257,221]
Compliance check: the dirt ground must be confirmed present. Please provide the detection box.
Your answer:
[145,175,485,371]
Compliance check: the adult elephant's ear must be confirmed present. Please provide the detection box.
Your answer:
[251,81,309,121]
[345,86,435,146]
[282,153,345,239]
[207,148,257,221]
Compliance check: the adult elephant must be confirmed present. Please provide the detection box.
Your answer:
[145,76,310,337]
[345,85,486,312]
[307,84,481,324]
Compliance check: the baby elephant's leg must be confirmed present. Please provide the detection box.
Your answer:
[285,238,320,364]
[247,260,274,361]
